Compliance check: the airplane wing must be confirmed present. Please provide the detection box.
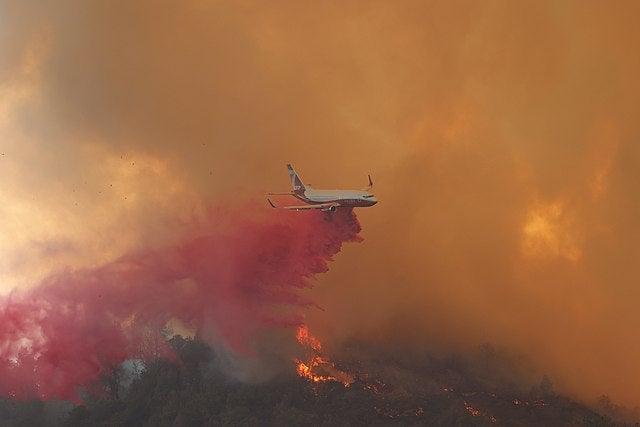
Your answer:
[268,199,340,211]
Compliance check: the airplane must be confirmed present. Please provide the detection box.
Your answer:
[267,164,378,212]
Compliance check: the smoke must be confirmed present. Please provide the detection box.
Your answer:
[2,0,640,409]
[0,208,361,400]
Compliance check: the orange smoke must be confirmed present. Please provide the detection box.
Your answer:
[2,0,640,410]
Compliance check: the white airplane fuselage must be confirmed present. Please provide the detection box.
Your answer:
[294,188,378,207]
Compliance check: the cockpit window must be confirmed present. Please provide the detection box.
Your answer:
[363,194,375,198]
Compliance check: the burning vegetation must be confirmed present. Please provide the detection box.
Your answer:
[0,310,628,426]
[0,334,615,426]
[285,326,618,425]
[294,325,354,387]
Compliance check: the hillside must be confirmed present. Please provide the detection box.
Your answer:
[0,336,621,426]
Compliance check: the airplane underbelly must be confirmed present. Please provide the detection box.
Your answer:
[307,196,334,204]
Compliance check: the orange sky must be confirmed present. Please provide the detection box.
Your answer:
[1,1,640,408]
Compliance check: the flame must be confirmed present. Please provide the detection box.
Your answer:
[293,325,354,387]
[296,325,322,352]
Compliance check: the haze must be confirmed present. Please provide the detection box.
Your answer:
[1,1,639,408]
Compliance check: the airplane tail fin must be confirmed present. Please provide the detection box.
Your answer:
[287,164,306,195]
[361,174,373,191]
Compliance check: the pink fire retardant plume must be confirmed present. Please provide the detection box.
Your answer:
[0,207,361,401]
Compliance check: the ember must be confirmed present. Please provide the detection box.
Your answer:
[464,400,497,423]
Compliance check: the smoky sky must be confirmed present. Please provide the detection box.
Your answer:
[1,0,640,407]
